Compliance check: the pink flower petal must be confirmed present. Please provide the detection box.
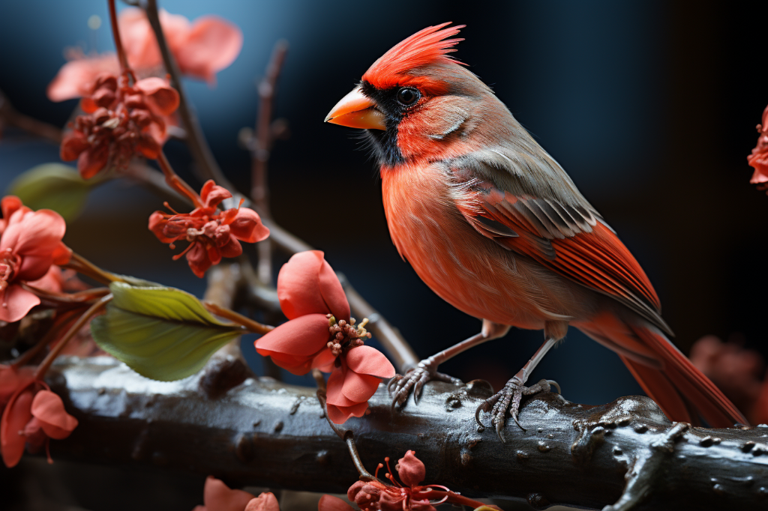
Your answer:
[244,492,279,511]
[325,364,351,406]
[0,210,66,258]
[340,369,381,404]
[1,386,34,468]
[186,243,213,278]
[135,77,180,116]
[397,450,426,487]
[52,242,72,266]
[255,314,329,357]
[318,495,354,511]
[277,251,349,320]
[30,390,78,440]
[27,266,64,294]
[345,346,396,379]
[0,285,41,323]
[318,255,350,321]
[202,476,255,511]
[265,352,314,376]
[0,365,30,406]
[200,180,232,209]
[228,208,269,244]
[176,16,243,83]
[218,237,243,259]
[47,54,120,102]
[327,401,369,424]
[158,9,193,51]
[1,196,23,225]
[118,7,164,70]
[311,348,336,371]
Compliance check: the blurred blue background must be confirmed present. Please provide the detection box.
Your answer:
[3,0,768,400]
[1,2,768,506]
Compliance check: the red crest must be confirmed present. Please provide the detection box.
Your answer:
[362,23,465,91]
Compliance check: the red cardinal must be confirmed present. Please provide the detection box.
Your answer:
[324,23,746,433]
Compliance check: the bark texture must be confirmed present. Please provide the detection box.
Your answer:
[46,356,768,510]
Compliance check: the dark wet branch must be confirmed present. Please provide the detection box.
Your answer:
[0,89,62,144]
[48,357,768,511]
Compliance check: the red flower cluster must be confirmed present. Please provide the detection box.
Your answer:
[192,476,278,511]
[255,251,395,423]
[149,180,269,277]
[749,105,768,189]
[47,8,242,102]
[346,451,498,511]
[0,196,71,323]
[1,377,78,468]
[60,73,179,179]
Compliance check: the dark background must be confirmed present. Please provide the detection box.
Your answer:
[0,1,767,509]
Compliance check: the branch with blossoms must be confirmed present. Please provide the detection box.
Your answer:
[9,1,768,509]
[2,0,416,476]
[41,355,768,511]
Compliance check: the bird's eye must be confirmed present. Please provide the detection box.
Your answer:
[396,87,420,106]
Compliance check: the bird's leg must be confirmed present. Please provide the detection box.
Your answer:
[389,321,510,408]
[476,328,564,442]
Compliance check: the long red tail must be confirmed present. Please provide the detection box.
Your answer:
[624,324,747,428]
[580,316,747,428]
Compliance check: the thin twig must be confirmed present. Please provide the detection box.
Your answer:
[10,309,83,368]
[143,0,235,190]
[108,0,129,73]
[251,40,289,285]
[34,295,112,379]
[156,150,202,206]
[0,89,62,144]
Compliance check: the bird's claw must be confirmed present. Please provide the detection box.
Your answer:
[389,360,462,409]
[475,378,556,442]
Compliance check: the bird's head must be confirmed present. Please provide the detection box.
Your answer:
[325,23,505,168]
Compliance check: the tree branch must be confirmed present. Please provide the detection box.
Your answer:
[250,40,289,285]
[48,356,768,510]
[143,0,235,190]
[115,165,420,371]
[0,89,62,144]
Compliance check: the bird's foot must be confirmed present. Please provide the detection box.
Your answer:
[475,377,560,442]
[388,359,462,408]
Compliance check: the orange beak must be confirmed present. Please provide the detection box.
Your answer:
[324,86,386,130]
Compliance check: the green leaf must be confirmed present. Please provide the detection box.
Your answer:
[91,282,243,381]
[7,164,92,222]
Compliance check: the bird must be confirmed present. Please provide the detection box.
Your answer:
[324,23,746,435]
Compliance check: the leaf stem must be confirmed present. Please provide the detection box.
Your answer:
[34,294,112,379]
[22,284,111,305]
[63,252,125,286]
[203,301,274,335]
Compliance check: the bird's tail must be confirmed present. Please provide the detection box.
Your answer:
[580,316,747,428]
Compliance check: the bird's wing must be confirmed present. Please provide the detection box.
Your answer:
[445,148,671,335]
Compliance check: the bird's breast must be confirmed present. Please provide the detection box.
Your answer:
[380,163,572,329]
